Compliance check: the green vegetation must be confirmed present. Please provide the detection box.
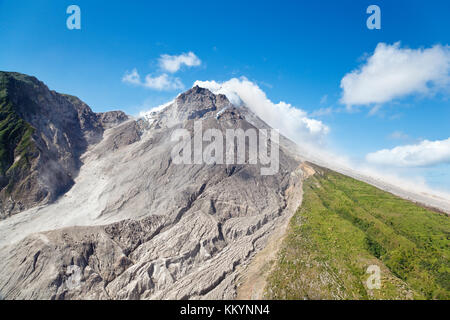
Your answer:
[0,72,37,192]
[265,164,450,300]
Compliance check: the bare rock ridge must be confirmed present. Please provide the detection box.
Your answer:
[0,74,304,299]
[0,72,128,219]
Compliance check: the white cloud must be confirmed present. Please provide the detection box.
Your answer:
[366,138,450,167]
[194,77,329,144]
[159,52,201,73]
[340,42,450,107]
[122,69,184,91]
[292,142,450,209]
[143,74,184,91]
[122,52,200,90]
[122,68,141,85]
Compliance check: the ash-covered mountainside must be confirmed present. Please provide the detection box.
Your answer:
[0,72,127,219]
[0,77,304,299]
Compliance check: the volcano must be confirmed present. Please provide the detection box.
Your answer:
[0,72,448,300]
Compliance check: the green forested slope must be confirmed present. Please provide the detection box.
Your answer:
[0,73,37,192]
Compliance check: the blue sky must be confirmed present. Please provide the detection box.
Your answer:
[0,0,449,193]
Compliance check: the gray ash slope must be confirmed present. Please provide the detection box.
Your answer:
[0,78,305,299]
[0,72,127,219]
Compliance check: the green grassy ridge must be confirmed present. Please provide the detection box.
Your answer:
[265,165,449,300]
[0,73,38,192]
[0,71,41,91]
[0,99,37,189]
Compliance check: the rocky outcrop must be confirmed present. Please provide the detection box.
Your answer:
[97,111,129,129]
[0,215,166,299]
[0,72,127,219]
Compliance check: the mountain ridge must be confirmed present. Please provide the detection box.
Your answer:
[0,71,128,219]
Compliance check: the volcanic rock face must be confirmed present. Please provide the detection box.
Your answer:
[0,72,128,219]
[0,79,304,299]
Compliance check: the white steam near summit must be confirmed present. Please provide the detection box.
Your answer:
[194,77,330,145]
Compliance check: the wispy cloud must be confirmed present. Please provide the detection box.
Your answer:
[122,68,141,85]
[122,69,184,91]
[122,52,201,91]
[310,107,334,117]
[340,42,450,108]
[159,52,201,73]
[366,137,450,167]
[389,131,409,141]
[143,74,184,90]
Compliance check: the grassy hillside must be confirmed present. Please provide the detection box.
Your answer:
[0,73,37,192]
[265,164,449,300]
